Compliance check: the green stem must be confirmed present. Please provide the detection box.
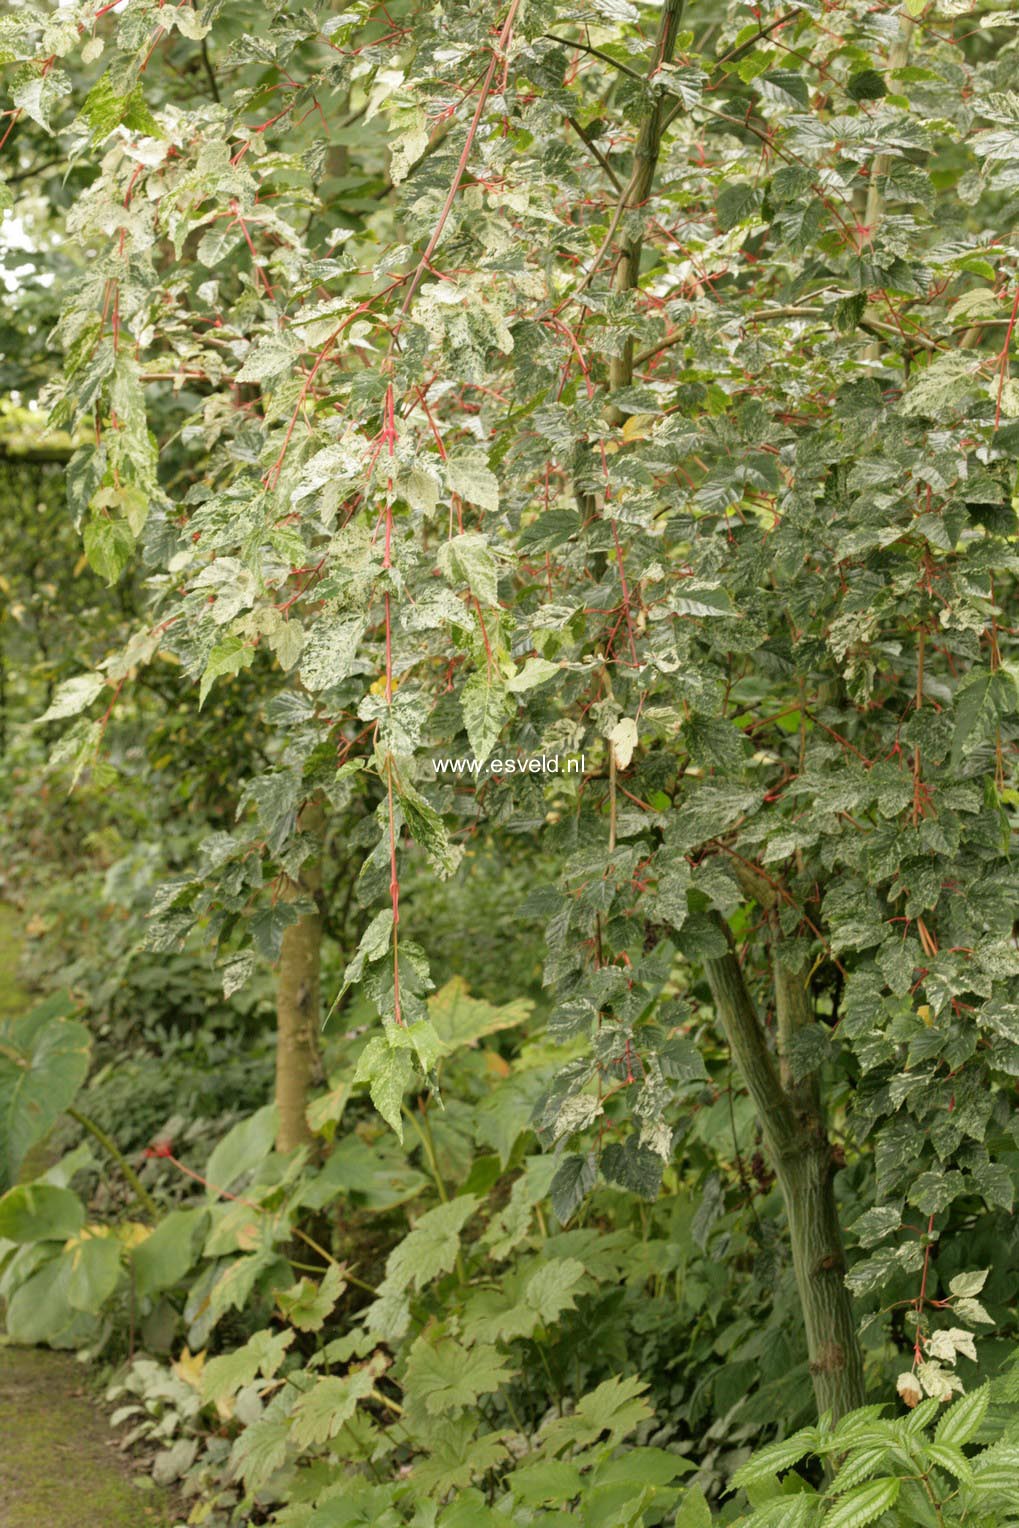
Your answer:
[67,1107,159,1219]
[405,1103,449,1203]
[406,1103,469,1283]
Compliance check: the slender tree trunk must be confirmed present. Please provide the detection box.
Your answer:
[704,919,865,1420]
[275,799,325,1154]
[606,0,686,423]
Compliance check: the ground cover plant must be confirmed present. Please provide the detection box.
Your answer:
[3,0,1019,1523]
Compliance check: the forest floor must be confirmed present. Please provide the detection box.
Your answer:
[0,903,176,1527]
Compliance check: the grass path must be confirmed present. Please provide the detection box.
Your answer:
[0,904,176,1526]
[0,1346,174,1528]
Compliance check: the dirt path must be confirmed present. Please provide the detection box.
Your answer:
[0,1345,174,1528]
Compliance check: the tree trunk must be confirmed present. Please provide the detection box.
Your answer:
[605,0,686,423]
[275,799,325,1154]
[704,920,865,1419]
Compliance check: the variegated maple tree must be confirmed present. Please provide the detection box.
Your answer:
[5,0,1019,1424]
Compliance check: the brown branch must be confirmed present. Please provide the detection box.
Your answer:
[566,114,622,192]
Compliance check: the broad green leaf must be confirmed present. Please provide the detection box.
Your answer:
[4,1254,79,1346]
[550,1152,597,1226]
[132,1209,209,1298]
[0,999,91,1186]
[301,1133,428,1212]
[352,1033,414,1138]
[0,1183,84,1242]
[383,1195,479,1293]
[275,1262,346,1332]
[437,533,499,606]
[539,1374,652,1454]
[204,1104,278,1197]
[65,1229,122,1312]
[673,1486,711,1528]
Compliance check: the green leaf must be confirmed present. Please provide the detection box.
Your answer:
[847,69,886,101]
[732,1428,819,1488]
[673,1485,712,1528]
[600,1136,664,1200]
[550,1152,597,1225]
[331,909,393,1011]
[395,776,460,877]
[202,1328,295,1405]
[925,1442,972,1483]
[403,1333,515,1417]
[0,999,91,1186]
[36,674,106,724]
[461,667,509,760]
[229,1412,291,1491]
[199,637,256,708]
[204,1104,278,1197]
[83,518,134,586]
[525,1257,587,1326]
[81,76,160,139]
[4,1255,78,1346]
[935,1382,989,1447]
[65,1231,122,1312]
[352,1033,414,1138]
[951,670,1018,767]
[745,1500,815,1528]
[820,1478,899,1528]
[716,183,761,231]
[289,1367,375,1447]
[437,533,499,606]
[427,976,532,1050]
[275,1262,346,1333]
[0,1183,84,1242]
[132,1208,208,1298]
[383,1195,479,1293]
[539,1374,652,1453]
[508,1459,584,1508]
[410,1417,507,1496]
[446,453,499,512]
